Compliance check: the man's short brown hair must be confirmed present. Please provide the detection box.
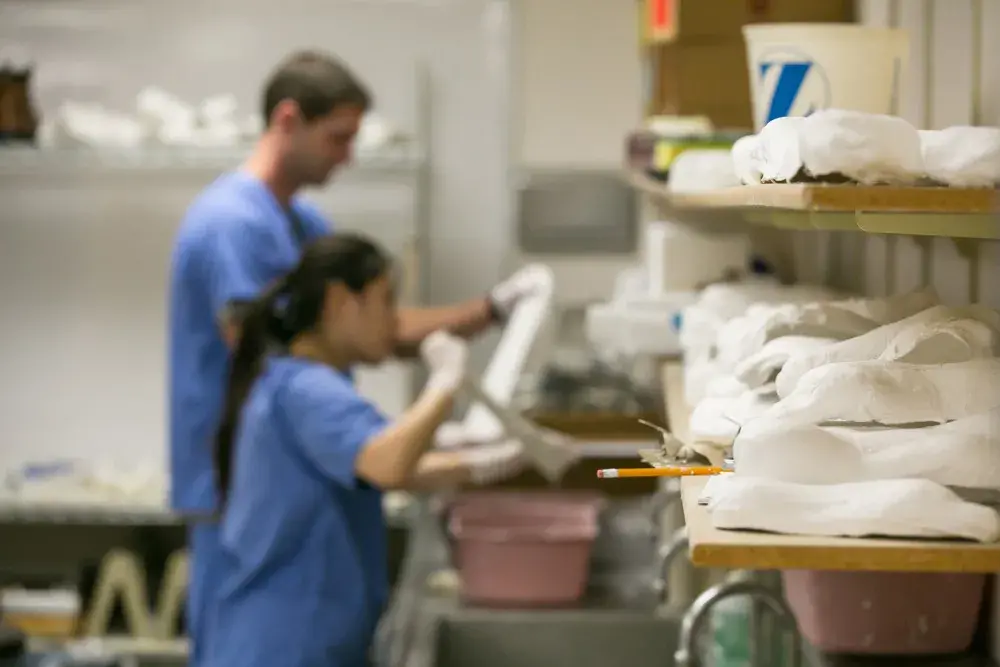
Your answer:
[262,50,372,125]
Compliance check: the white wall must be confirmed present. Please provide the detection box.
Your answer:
[515,0,642,168]
[511,0,643,307]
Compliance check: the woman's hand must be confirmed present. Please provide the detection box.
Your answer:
[461,440,525,485]
[420,330,468,394]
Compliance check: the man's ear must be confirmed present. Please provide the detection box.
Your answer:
[271,99,303,133]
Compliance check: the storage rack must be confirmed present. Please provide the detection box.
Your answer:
[632,161,1000,570]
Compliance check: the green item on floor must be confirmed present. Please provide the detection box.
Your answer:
[710,595,751,667]
[710,595,791,667]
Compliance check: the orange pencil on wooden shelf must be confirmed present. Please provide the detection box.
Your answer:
[596,466,729,479]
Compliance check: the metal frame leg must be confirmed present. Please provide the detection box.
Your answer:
[674,579,803,667]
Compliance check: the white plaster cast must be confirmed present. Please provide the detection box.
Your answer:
[707,475,1000,543]
[777,305,1000,398]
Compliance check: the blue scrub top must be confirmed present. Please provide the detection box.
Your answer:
[168,171,332,514]
[167,171,332,662]
[204,356,390,667]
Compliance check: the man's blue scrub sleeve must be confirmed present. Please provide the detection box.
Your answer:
[206,224,270,317]
[282,368,389,489]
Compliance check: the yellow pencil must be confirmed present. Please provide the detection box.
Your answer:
[596,466,727,479]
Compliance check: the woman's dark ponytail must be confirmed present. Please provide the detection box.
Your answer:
[215,278,290,504]
[213,233,391,507]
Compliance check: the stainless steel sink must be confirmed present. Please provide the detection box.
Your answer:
[433,610,680,667]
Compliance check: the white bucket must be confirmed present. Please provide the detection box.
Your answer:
[743,24,909,131]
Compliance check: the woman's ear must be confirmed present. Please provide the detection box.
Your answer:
[322,282,352,316]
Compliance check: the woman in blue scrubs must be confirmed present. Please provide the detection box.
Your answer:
[203,232,517,667]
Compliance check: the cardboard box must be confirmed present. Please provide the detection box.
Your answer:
[640,0,854,44]
[647,39,754,129]
[639,0,854,127]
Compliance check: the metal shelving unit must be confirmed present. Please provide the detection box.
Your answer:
[0,145,426,179]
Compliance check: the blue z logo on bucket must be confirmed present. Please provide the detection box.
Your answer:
[756,48,832,126]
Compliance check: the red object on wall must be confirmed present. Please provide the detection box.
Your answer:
[648,0,676,40]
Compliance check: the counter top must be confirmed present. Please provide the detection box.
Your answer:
[662,361,1000,573]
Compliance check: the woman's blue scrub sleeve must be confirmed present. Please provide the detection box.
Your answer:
[282,368,389,489]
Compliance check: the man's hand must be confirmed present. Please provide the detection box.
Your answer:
[488,265,552,322]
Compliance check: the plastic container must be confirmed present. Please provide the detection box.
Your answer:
[1,588,80,638]
[447,490,603,517]
[447,492,602,607]
[585,296,697,358]
[782,570,987,655]
[742,24,909,130]
[645,221,750,294]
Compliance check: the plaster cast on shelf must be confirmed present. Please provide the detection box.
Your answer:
[731,134,763,185]
[744,358,1000,435]
[713,289,939,372]
[776,305,1000,398]
[752,116,807,183]
[707,475,1000,543]
[667,149,742,193]
[688,387,777,452]
[461,264,554,442]
[683,281,837,347]
[681,282,841,405]
[919,126,1000,187]
[680,281,837,361]
[735,336,838,389]
[683,354,724,407]
[734,407,1000,489]
[755,109,925,184]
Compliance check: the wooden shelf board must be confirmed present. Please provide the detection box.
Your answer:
[661,360,1000,574]
[629,171,1000,235]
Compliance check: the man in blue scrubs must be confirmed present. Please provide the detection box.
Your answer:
[168,50,540,664]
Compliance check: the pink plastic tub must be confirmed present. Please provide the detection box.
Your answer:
[447,492,603,607]
[783,570,987,655]
[447,490,604,518]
